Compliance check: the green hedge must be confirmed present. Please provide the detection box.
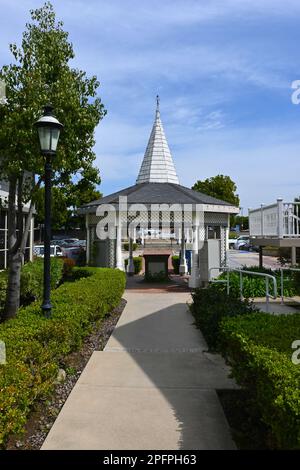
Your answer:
[124,256,143,274]
[21,257,64,301]
[0,267,126,446]
[190,285,257,349]
[218,266,298,298]
[172,255,180,274]
[0,258,64,315]
[220,313,300,449]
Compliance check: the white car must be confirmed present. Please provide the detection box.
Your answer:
[34,245,64,257]
[228,238,237,249]
[234,236,250,250]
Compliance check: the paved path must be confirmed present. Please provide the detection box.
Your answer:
[42,291,237,450]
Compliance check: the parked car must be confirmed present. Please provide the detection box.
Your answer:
[228,238,237,249]
[34,245,63,257]
[238,241,260,252]
[234,236,250,250]
[51,238,79,247]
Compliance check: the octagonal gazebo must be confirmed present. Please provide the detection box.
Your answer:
[79,98,238,287]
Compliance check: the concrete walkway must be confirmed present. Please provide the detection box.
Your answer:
[42,291,237,450]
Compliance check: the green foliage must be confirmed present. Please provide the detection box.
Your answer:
[21,257,64,301]
[190,285,257,349]
[0,267,126,446]
[192,174,239,206]
[172,255,180,274]
[145,270,168,282]
[34,179,102,230]
[219,313,300,449]
[0,2,106,318]
[62,257,75,279]
[123,242,138,252]
[0,1,105,209]
[124,256,143,274]
[231,216,249,230]
[0,258,64,316]
[218,266,298,298]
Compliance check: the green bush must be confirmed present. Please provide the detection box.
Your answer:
[172,255,180,274]
[0,258,64,315]
[21,257,64,301]
[218,266,297,298]
[124,256,143,274]
[190,285,257,349]
[123,242,138,252]
[0,267,126,446]
[219,313,300,449]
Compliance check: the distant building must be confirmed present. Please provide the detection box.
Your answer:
[0,177,34,269]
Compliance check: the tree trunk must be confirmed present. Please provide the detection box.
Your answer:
[3,250,23,320]
[2,176,22,320]
[1,174,40,321]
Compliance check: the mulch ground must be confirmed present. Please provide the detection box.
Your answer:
[6,298,127,450]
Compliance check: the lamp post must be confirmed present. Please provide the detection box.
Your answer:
[34,105,63,317]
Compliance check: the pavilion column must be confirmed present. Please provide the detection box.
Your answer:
[189,215,200,289]
[116,211,124,270]
[127,233,135,275]
[29,216,34,262]
[179,221,187,275]
[85,214,90,265]
[291,246,297,266]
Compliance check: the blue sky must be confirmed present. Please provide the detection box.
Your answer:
[1,0,300,212]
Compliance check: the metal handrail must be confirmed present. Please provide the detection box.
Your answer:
[209,266,231,295]
[279,267,300,304]
[236,269,277,312]
[209,266,277,312]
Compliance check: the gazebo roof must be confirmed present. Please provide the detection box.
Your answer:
[136,96,179,185]
[79,97,238,215]
[79,182,237,214]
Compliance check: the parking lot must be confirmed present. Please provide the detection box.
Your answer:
[227,249,281,270]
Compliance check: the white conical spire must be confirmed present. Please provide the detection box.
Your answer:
[136,96,179,184]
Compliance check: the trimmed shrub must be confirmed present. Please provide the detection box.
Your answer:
[172,255,180,274]
[21,257,64,301]
[0,267,126,446]
[219,313,300,449]
[190,285,257,349]
[0,258,64,315]
[62,257,76,279]
[124,256,143,274]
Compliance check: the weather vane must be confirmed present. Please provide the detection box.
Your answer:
[156,94,160,111]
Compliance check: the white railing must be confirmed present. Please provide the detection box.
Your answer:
[209,266,277,312]
[249,199,300,239]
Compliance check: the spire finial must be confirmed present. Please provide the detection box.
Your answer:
[156,94,160,113]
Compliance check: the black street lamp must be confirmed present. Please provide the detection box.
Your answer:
[34,105,63,317]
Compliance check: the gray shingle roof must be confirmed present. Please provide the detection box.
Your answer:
[79,182,235,213]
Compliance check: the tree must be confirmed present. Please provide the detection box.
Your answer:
[0,2,106,320]
[192,175,240,207]
[34,171,102,231]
